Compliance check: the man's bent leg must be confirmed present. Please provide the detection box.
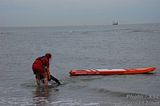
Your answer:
[44,77,48,86]
[36,74,41,86]
[42,72,48,86]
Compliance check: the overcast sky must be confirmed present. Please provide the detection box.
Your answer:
[0,0,160,26]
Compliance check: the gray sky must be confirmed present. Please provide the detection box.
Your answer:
[0,0,160,26]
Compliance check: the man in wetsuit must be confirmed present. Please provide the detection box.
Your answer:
[32,53,61,86]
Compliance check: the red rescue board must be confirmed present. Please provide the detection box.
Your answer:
[69,67,156,76]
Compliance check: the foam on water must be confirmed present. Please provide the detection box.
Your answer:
[50,98,100,106]
[0,96,101,106]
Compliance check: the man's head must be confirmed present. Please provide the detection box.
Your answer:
[45,53,52,59]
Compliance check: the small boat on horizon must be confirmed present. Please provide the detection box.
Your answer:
[112,21,118,25]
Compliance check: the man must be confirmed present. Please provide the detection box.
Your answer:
[32,53,61,86]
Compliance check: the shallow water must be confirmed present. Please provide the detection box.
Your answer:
[0,23,160,106]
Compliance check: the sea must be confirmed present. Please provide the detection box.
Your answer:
[0,23,160,106]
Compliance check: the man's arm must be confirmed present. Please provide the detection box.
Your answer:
[46,68,51,80]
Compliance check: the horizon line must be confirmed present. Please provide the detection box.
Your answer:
[0,22,160,28]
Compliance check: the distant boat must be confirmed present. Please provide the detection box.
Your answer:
[112,21,118,25]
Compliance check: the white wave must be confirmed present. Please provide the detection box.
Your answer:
[50,98,100,106]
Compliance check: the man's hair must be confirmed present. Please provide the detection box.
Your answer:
[45,53,52,58]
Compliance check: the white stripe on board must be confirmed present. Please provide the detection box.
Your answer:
[95,69,126,71]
